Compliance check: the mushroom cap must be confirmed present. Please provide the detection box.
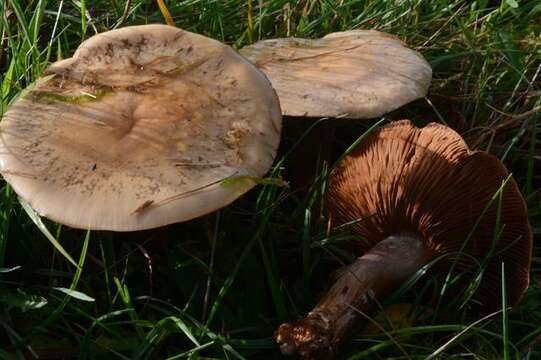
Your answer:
[240,30,432,118]
[0,24,282,231]
[326,120,532,308]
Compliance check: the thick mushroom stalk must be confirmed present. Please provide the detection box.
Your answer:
[276,234,430,359]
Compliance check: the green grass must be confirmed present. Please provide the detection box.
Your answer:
[1,0,540,359]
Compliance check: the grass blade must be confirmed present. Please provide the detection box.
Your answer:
[502,262,510,360]
[18,197,77,267]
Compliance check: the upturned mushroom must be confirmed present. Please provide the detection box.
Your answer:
[0,24,281,231]
[240,30,432,119]
[276,120,532,359]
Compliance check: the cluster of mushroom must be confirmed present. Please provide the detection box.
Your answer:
[0,24,532,359]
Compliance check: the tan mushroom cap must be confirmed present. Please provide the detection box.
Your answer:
[240,30,432,118]
[0,24,282,231]
[327,120,532,309]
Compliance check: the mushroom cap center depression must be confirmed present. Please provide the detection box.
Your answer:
[16,71,252,197]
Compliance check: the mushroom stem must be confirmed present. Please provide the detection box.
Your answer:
[276,234,431,359]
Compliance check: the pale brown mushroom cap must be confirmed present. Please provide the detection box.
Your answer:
[327,120,532,309]
[240,30,432,118]
[0,24,282,231]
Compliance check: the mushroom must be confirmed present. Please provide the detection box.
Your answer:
[276,120,532,359]
[240,30,432,119]
[0,24,282,231]
[240,30,432,190]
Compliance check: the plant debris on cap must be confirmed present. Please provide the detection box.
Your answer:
[0,24,282,231]
[327,120,532,308]
[240,30,432,118]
